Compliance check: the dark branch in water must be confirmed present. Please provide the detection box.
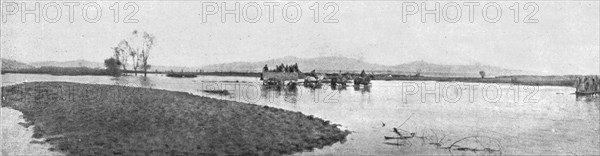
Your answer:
[383,115,503,155]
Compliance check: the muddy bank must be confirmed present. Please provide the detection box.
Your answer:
[1,82,350,155]
[1,108,64,156]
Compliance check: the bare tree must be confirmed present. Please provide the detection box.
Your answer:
[113,40,131,73]
[128,30,141,76]
[127,30,156,77]
[139,32,155,77]
[130,50,139,75]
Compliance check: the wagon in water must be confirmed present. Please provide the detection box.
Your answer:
[261,64,301,86]
[261,71,299,86]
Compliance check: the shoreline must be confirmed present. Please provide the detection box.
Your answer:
[1,107,64,156]
[1,82,350,155]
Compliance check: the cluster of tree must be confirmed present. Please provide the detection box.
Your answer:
[104,58,122,76]
[263,63,300,73]
[104,30,156,77]
[479,71,486,79]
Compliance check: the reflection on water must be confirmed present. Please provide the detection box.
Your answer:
[110,77,129,86]
[110,76,155,88]
[352,85,371,93]
[138,77,154,88]
[2,74,599,155]
[261,85,300,104]
[576,94,600,102]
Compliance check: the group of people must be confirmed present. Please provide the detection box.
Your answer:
[577,76,600,93]
[263,63,300,73]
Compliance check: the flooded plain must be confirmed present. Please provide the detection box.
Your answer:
[2,73,599,155]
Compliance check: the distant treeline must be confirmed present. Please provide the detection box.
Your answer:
[197,72,261,77]
[166,72,198,78]
[1,66,165,76]
[1,66,110,76]
[0,67,262,77]
[377,75,576,87]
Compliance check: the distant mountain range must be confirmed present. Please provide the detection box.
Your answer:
[1,56,531,76]
[202,56,530,77]
[202,56,386,72]
[1,58,202,73]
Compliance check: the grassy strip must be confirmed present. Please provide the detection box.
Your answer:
[196,72,261,77]
[202,90,231,96]
[1,82,350,155]
[2,67,110,76]
[166,72,198,78]
[378,76,576,86]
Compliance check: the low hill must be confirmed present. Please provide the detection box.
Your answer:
[1,58,34,70]
[30,59,202,72]
[30,60,105,68]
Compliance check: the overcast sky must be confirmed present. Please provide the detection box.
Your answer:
[1,1,598,75]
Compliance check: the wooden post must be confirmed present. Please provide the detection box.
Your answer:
[576,77,581,93]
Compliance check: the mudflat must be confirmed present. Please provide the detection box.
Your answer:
[1,82,350,155]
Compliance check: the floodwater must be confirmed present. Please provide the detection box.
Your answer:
[2,73,599,155]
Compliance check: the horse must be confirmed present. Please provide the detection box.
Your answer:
[330,73,352,86]
[304,73,325,87]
